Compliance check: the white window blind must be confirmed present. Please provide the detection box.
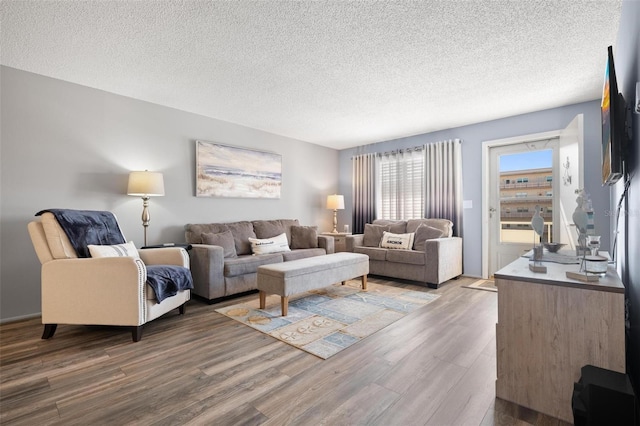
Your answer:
[377,149,424,220]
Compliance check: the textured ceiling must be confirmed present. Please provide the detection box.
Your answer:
[0,1,622,150]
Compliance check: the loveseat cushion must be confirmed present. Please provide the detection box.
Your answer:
[372,219,407,233]
[252,219,299,243]
[386,249,425,265]
[223,253,283,277]
[201,230,237,258]
[184,223,229,244]
[226,221,256,255]
[363,224,389,247]
[406,219,453,236]
[282,248,326,261]
[413,225,447,251]
[354,246,388,261]
[290,225,318,249]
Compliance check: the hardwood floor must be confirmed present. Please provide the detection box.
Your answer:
[0,276,571,425]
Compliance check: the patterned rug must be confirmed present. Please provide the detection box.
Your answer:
[462,278,497,292]
[215,280,440,359]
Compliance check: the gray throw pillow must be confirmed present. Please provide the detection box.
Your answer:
[225,221,256,255]
[201,230,237,258]
[413,225,446,251]
[290,225,318,249]
[363,224,390,247]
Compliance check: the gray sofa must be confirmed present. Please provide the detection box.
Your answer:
[346,218,462,288]
[184,219,334,303]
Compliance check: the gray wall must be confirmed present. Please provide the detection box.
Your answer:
[0,66,339,321]
[338,100,610,278]
[613,0,640,395]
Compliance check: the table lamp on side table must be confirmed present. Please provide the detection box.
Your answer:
[326,194,344,234]
[127,170,165,246]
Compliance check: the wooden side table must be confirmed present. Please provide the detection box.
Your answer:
[320,232,351,252]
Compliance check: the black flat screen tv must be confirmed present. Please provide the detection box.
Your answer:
[601,45,626,186]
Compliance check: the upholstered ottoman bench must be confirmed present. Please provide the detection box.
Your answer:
[257,252,369,316]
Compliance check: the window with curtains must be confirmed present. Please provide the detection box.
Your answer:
[377,149,424,220]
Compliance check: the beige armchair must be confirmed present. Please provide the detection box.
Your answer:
[28,212,191,342]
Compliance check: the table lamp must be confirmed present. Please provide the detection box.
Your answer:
[127,170,165,246]
[326,194,344,234]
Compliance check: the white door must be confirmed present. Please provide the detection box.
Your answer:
[487,139,558,277]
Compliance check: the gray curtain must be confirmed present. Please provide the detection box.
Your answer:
[424,139,463,237]
[352,153,377,234]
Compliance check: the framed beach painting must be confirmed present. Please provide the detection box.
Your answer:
[196,140,282,198]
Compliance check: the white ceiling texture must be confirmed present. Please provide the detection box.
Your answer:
[0,1,623,150]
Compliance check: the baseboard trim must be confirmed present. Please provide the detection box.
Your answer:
[0,312,41,325]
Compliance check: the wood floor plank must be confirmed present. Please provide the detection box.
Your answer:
[0,276,557,425]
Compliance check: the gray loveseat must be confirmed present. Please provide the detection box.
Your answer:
[346,218,462,288]
[184,219,334,303]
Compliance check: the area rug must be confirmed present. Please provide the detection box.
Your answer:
[463,279,497,292]
[215,280,440,359]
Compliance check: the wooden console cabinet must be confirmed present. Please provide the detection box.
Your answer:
[494,254,625,423]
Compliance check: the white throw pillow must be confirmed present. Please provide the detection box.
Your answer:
[248,233,291,255]
[380,231,415,250]
[88,241,140,258]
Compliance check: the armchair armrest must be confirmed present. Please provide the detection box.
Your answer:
[424,237,463,285]
[188,244,226,300]
[139,247,189,267]
[346,234,364,252]
[41,257,147,326]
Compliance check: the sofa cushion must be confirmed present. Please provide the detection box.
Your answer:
[354,246,388,261]
[249,233,291,255]
[290,225,318,249]
[386,249,426,265]
[252,219,300,243]
[380,231,415,250]
[201,230,237,258]
[225,221,256,255]
[413,225,447,251]
[406,218,453,236]
[282,248,326,261]
[88,241,139,258]
[223,253,283,277]
[372,219,407,233]
[363,224,389,247]
[184,223,229,244]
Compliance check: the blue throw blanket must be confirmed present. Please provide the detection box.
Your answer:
[146,265,194,303]
[36,209,125,258]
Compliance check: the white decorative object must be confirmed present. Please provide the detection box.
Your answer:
[326,194,345,233]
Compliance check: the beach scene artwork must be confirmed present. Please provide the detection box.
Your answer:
[196,141,282,198]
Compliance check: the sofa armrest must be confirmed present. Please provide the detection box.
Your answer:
[424,237,463,285]
[139,247,189,267]
[346,234,364,252]
[41,257,147,326]
[317,235,335,254]
[189,244,226,300]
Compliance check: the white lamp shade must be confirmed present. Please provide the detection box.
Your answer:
[127,171,165,196]
[326,194,344,210]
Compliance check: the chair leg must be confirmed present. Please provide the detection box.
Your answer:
[41,324,57,339]
[178,303,186,315]
[132,326,143,342]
